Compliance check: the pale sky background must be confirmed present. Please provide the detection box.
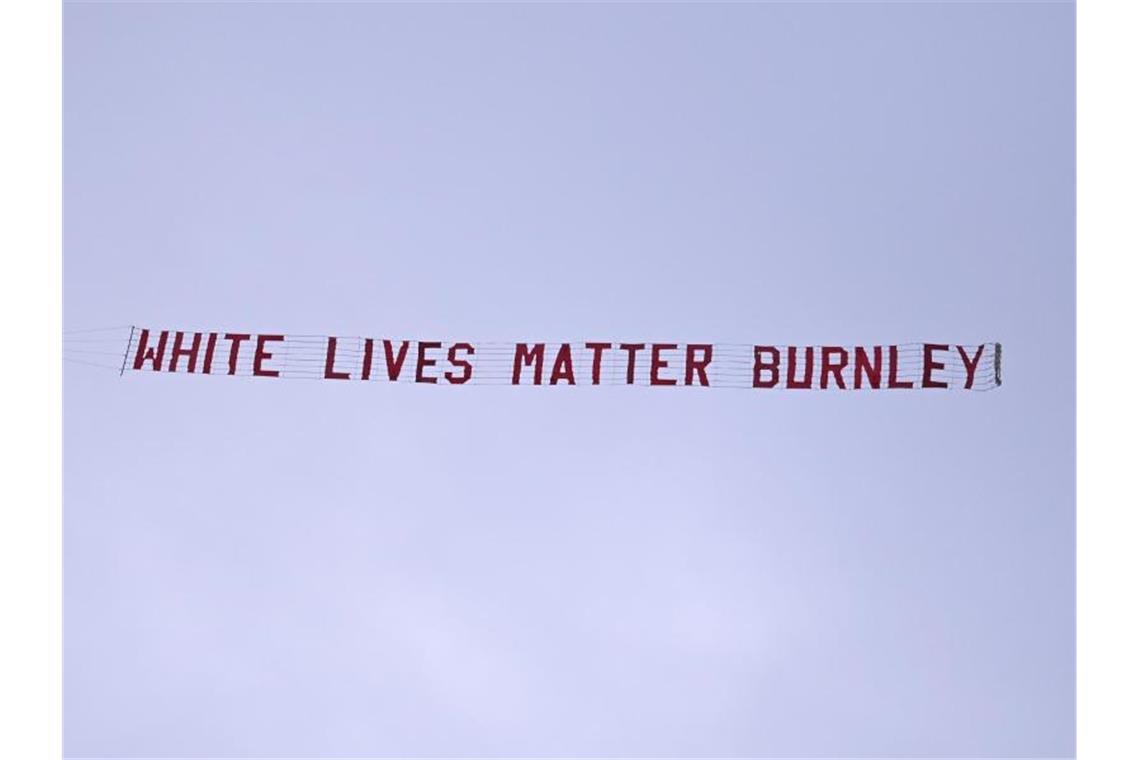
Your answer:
[64,1,1074,757]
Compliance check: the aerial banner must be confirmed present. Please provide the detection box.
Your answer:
[91,327,1003,391]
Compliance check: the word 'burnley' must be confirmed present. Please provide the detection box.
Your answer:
[126,329,1002,391]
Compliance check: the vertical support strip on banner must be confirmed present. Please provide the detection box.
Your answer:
[994,342,1003,387]
[119,325,135,377]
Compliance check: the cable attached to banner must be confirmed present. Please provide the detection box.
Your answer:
[64,326,1003,391]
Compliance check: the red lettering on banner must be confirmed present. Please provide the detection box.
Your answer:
[361,339,374,381]
[168,331,203,373]
[132,329,168,372]
[549,343,576,385]
[649,344,678,386]
[922,343,949,389]
[324,337,351,380]
[114,330,998,391]
[513,343,545,385]
[957,344,985,389]
[619,343,645,385]
[384,340,410,381]
[202,333,218,374]
[224,333,251,375]
[854,346,882,389]
[416,341,442,384]
[753,346,779,388]
[446,343,474,385]
[685,344,713,386]
[786,346,814,389]
[820,346,848,389]
[253,335,284,377]
[887,345,913,388]
[586,342,611,385]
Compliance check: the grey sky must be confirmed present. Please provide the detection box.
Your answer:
[64,2,1074,756]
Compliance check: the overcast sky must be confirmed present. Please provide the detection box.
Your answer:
[64,2,1074,756]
